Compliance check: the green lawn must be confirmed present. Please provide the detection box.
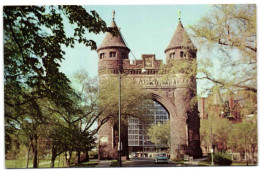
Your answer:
[198,160,211,166]
[5,159,65,168]
[6,158,99,168]
[172,159,185,164]
[198,160,257,166]
[231,161,257,166]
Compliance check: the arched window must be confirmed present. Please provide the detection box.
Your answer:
[100,53,105,59]
[170,52,175,59]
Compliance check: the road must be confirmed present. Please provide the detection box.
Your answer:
[123,157,178,167]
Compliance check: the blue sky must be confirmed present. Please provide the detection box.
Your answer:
[59,5,210,86]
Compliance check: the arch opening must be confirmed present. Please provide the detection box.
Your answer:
[128,99,170,156]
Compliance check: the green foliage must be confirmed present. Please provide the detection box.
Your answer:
[227,117,257,154]
[209,152,232,166]
[191,5,256,61]
[159,58,197,79]
[200,89,232,151]
[99,74,153,126]
[4,5,109,167]
[88,151,98,159]
[5,133,20,160]
[148,120,170,148]
[190,4,256,94]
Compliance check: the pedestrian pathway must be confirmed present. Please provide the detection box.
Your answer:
[184,157,207,166]
[96,160,112,167]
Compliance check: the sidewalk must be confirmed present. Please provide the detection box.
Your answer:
[96,160,112,167]
[183,157,207,166]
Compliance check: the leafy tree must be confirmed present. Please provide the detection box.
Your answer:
[199,87,232,152]
[148,120,170,148]
[189,4,256,94]
[73,69,107,136]
[73,69,153,160]
[200,112,232,152]
[227,117,257,163]
[42,94,95,167]
[4,5,109,168]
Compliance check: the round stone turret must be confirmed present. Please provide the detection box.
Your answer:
[165,20,196,62]
[97,11,130,75]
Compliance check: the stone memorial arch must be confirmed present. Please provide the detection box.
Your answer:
[97,11,202,160]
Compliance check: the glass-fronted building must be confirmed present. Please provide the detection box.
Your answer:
[128,101,169,155]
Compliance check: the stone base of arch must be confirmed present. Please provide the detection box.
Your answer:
[150,88,202,160]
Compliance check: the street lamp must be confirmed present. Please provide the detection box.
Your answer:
[118,67,147,166]
[210,124,214,166]
[118,70,122,167]
[142,126,145,158]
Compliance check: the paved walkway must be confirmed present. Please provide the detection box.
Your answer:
[94,157,208,167]
[96,160,112,167]
[183,157,207,166]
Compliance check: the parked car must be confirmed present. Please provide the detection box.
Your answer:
[129,152,138,158]
[154,153,169,163]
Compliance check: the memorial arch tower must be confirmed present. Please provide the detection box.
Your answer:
[97,11,202,160]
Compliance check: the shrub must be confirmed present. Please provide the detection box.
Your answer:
[208,152,232,166]
[89,151,98,159]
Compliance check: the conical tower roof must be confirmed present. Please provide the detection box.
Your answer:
[165,20,195,53]
[97,12,129,52]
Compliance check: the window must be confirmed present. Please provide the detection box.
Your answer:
[122,52,127,58]
[170,52,175,59]
[129,141,133,145]
[180,51,184,58]
[100,53,105,59]
[110,52,116,58]
[180,51,186,58]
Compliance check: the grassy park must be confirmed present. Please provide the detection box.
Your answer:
[6,159,98,168]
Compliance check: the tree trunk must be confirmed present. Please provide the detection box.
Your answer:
[64,152,68,167]
[32,135,38,168]
[65,151,72,167]
[77,151,80,164]
[245,134,248,165]
[26,143,31,168]
[50,154,57,168]
[251,146,254,164]
[85,150,89,162]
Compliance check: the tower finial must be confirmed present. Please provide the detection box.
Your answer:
[112,10,115,21]
[178,10,181,21]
